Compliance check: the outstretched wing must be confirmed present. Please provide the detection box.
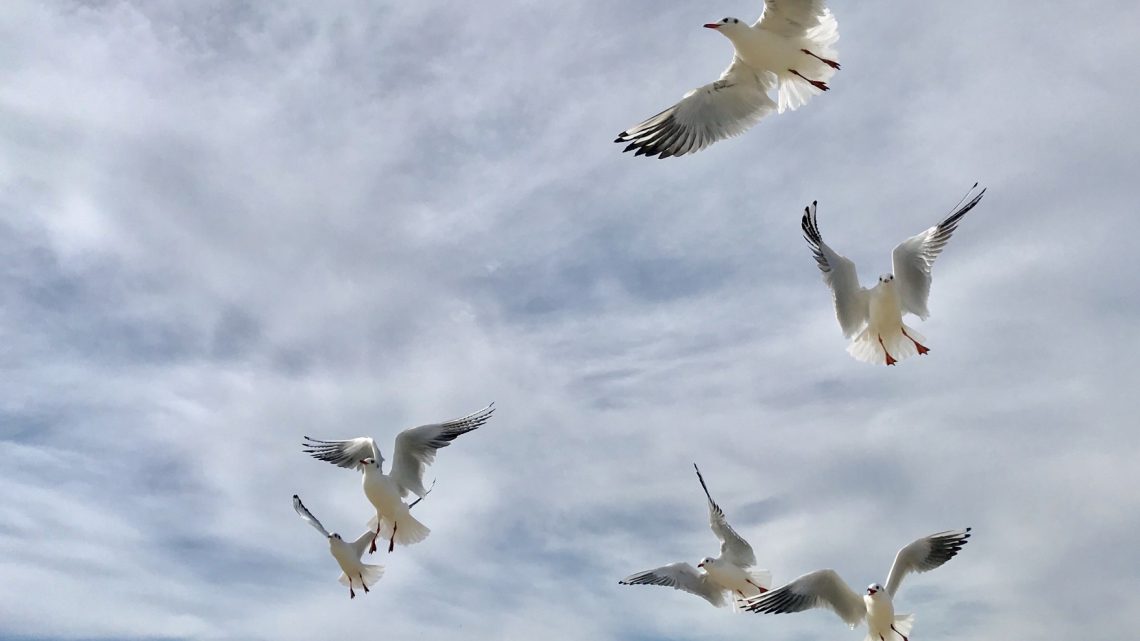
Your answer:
[892,185,985,319]
[301,436,381,471]
[292,495,330,538]
[619,562,728,607]
[349,529,378,558]
[694,463,756,568]
[755,0,832,36]
[615,58,777,159]
[884,528,972,597]
[741,569,865,627]
[802,201,868,337]
[389,403,495,498]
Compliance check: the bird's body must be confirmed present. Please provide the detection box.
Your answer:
[801,185,985,365]
[742,529,971,640]
[619,464,771,609]
[616,1,839,158]
[303,403,495,553]
[360,463,430,553]
[293,495,384,599]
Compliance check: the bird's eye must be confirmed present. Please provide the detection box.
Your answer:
[733,18,739,23]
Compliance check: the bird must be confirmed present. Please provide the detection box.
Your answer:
[801,184,986,365]
[292,494,383,599]
[615,1,840,159]
[741,528,972,641]
[618,463,772,609]
[302,403,494,554]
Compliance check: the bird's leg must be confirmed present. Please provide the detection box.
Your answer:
[349,584,356,599]
[801,48,841,69]
[745,578,769,593]
[788,69,829,92]
[369,523,380,554]
[878,335,898,366]
[900,327,929,355]
[891,624,909,641]
[360,573,370,593]
[388,521,398,553]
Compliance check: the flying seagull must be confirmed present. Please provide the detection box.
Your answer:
[619,464,772,609]
[802,184,986,365]
[615,1,840,159]
[302,403,494,553]
[742,528,972,641]
[292,494,383,599]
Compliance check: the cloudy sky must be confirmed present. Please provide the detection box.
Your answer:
[2,1,1138,639]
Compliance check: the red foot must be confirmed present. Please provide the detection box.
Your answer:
[746,579,769,593]
[900,328,930,355]
[361,576,370,593]
[349,587,356,599]
[388,521,398,553]
[878,335,897,366]
[789,69,829,91]
[801,49,841,69]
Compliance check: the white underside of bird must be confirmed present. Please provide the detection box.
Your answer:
[616,0,840,158]
[303,403,494,553]
[619,464,771,609]
[801,185,986,365]
[742,528,972,640]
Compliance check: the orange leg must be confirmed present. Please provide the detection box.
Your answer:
[789,69,829,91]
[900,327,929,355]
[878,335,897,366]
[801,48,841,69]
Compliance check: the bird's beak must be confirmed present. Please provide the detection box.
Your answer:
[703,23,721,29]
[697,562,704,568]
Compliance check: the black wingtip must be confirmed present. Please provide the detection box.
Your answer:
[292,494,299,499]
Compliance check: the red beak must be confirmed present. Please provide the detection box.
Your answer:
[703,23,720,29]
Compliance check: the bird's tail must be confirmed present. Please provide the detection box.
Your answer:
[367,510,431,549]
[893,614,916,638]
[338,562,384,590]
[847,323,925,366]
[776,9,840,113]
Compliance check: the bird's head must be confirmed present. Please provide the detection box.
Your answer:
[878,274,895,285]
[703,17,746,36]
[360,457,377,468]
[330,532,342,541]
[697,557,715,569]
[866,583,883,596]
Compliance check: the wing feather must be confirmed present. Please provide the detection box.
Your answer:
[756,0,831,37]
[694,463,756,568]
[741,569,865,627]
[349,529,378,558]
[389,403,495,498]
[616,58,776,159]
[802,201,868,337]
[301,436,380,471]
[884,528,972,597]
[292,495,331,539]
[619,562,728,607]
[892,186,985,319]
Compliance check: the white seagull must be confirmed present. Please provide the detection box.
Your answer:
[619,464,772,609]
[302,403,494,553]
[292,494,383,599]
[742,528,972,641]
[802,185,986,365]
[615,0,840,159]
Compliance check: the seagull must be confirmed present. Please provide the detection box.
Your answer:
[619,464,772,609]
[802,184,986,365]
[302,403,494,554]
[615,1,840,159]
[292,494,383,599]
[741,528,972,641]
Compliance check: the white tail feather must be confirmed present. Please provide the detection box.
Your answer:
[776,9,840,113]
[848,323,926,365]
[338,563,384,589]
[367,511,431,548]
